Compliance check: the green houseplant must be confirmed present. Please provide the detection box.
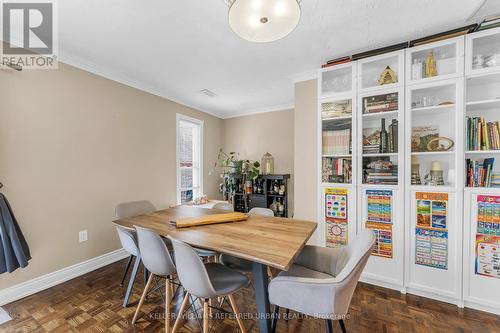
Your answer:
[210,149,260,208]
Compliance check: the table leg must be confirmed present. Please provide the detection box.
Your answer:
[252,263,271,333]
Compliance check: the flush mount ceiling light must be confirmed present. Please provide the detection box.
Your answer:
[226,0,302,43]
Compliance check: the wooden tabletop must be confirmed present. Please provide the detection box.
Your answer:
[113,206,317,271]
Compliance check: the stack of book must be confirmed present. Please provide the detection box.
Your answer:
[321,56,352,69]
[322,129,351,155]
[476,16,500,32]
[492,173,500,188]
[363,93,398,114]
[322,157,352,183]
[364,159,398,185]
[466,158,496,187]
[363,144,380,154]
[466,116,500,151]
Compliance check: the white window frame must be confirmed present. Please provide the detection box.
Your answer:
[176,113,204,205]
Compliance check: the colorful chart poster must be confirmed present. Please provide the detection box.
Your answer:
[416,192,448,230]
[366,222,393,258]
[325,188,348,248]
[415,228,448,270]
[366,190,392,224]
[477,195,500,236]
[415,192,449,270]
[475,235,500,279]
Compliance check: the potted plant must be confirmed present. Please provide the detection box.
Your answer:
[210,149,260,210]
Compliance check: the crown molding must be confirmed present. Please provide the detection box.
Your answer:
[222,103,294,119]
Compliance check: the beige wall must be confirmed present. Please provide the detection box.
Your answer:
[293,79,319,244]
[0,63,223,289]
[222,110,294,215]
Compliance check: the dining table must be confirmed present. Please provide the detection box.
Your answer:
[113,205,317,333]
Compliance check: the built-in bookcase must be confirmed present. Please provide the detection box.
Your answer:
[463,28,500,314]
[316,27,500,315]
[356,50,406,291]
[318,62,357,250]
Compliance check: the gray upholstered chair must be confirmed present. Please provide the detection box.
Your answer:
[169,237,249,333]
[248,207,274,216]
[212,201,234,211]
[115,200,157,307]
[132,226,177,331]
[269,230,375,333]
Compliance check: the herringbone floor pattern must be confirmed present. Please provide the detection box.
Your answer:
[1,259,499,333]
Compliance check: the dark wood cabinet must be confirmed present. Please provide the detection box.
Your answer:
[231,174,290,217]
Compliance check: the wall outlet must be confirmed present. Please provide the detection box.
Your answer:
[79,230,88,243]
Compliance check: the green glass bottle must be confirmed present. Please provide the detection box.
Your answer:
[380,118,389,153]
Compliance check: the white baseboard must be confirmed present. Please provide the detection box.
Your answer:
[0,248,128,306]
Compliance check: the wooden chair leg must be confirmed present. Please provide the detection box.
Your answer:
[203,300,209,333]
[339,319,347,333]
[172,292,190,333]
[132,273,155,324]
[165,276,171,332]
[228,294,247,333]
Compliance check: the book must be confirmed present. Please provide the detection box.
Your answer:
[466,158,496,187]
[352,42,408,61]
[409,24,477,46]
[363,93,398,114]
[466,117,500,151]
[411,126,439,152]
[321,56,352,68]
[322,128,351,155]
[321,100,352,119]
[322,157,352,183]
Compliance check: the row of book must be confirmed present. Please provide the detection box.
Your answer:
[466,158,499,187]
[322,157,352,184]
[322,129,351,155]
[466,116,500,151]
[362,93,398,114]
[321,25,477,68]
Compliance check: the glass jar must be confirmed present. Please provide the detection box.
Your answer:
[261,152,274,175]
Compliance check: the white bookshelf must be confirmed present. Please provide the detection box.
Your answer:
[318,63,357,249]
[462,28,500,314]
[313,26,500,315]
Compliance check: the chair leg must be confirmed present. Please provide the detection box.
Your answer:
[132,273,155,324]
[120,255,133,286]
[172,292,191,333]
[339,319,347,333]
[228,294,247,333]
[166,276,171,332]
[325,319,333,333]
[271,305,279,333]
[123,255,141,307]
[203,300,209,333]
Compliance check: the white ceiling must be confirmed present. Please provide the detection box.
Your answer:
[58,0,485,118]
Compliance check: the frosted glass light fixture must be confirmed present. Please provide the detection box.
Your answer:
[226,0,301,43]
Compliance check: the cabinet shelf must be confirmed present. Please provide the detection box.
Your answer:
[411,151,455,156]
[323,154,352,158]
[363,153,398,157]
[466,98,500,111]
[322,115,352,121]
[465,150,500,154]
[411,104,455,115]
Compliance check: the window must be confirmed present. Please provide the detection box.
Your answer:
[176,114,203,204]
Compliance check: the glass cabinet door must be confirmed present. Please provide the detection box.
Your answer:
[358,51,404,92]
[320,63,355,97]
[407,36,464,84]
[466,27,500,75]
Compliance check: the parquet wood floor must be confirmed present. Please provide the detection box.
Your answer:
[1,259,499,333]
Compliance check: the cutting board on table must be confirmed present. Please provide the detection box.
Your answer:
[172,212,248,228]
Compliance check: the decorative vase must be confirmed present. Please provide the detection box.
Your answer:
[261,152,274,175]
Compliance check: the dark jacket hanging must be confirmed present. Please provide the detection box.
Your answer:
[0,193,31,274]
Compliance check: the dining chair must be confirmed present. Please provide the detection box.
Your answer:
[195,202,233,259]
[132,226,177,332]
[268,230,375,333]
[248,207,274,216]
[168,237,249,333]
[115,200,156,307]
